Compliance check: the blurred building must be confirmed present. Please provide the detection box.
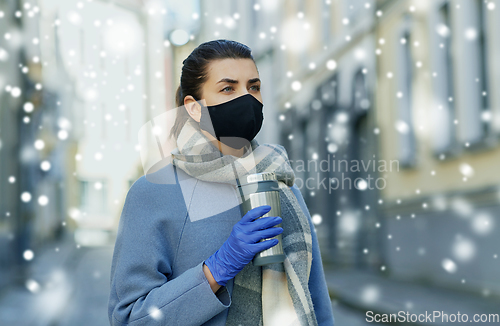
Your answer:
[189,0,500,299]
[277,0,500,298]
[2,0,499,306]
[0,0,71,288]
[194,0,382,269]
[0,0,169,289]
[375,0,500,297]
[37,0,168,246]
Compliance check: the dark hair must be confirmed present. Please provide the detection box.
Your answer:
[169,39,256,141]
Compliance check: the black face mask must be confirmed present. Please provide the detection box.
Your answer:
[199,93,264,150]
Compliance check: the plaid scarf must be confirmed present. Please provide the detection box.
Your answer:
[170,119,318,326]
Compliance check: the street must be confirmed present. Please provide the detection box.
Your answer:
[0,233,112,326]
[0,234,378,326]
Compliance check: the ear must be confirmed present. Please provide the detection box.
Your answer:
[183,95,201,122]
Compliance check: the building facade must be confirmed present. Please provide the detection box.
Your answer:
[188,0,500,298]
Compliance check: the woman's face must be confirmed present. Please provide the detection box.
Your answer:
[184,58,262,122]
[183,58,262,156]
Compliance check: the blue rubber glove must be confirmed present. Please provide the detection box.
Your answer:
[204,205,283,287]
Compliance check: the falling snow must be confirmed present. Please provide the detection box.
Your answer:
[0,1,498,324]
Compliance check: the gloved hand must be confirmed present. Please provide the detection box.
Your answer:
[204,205,283,287]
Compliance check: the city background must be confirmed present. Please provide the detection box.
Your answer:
[1,0,500,325]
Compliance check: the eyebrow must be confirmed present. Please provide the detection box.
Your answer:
[216,78,261,84]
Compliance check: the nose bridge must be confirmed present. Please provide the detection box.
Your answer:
[238,85,250,96]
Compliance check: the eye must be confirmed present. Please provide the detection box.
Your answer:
[221,86,234,92]
[251,85,261,91]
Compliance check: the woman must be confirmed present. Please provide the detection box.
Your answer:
[108,39,335,326]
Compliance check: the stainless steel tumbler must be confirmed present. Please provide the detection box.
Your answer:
[237,172,285,266]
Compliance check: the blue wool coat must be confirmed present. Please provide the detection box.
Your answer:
[108,163,335,325]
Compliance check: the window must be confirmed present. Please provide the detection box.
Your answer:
[321,0,332,44]
[279,108,294,160]
[345,0,366,26]
[351,69,370,112]
[439,2,455,136]
[431,2,457,155]
[475,0,491,140]
[438,0,492,150]
[321,73,338,107]
[300,118,309,199]
[79,179,108,215]
[297,0,309,66]
[396,16,417,166]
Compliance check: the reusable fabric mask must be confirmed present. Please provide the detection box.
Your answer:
[199,93,264,150]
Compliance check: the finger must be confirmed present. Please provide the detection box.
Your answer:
[241,224,281,244]
[253,238,279,252]
[241,205,272,222]
[256,227,283,241]
[248,216,282,232]
[245,226,282,244]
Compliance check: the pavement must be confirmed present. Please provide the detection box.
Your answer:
[324,267,500,326]
[331,298,389,326]
[2,232,498,326]
[0,232,113,326]
[0,231,376,326]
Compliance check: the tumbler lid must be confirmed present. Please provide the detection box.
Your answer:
[239,172,277,186]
